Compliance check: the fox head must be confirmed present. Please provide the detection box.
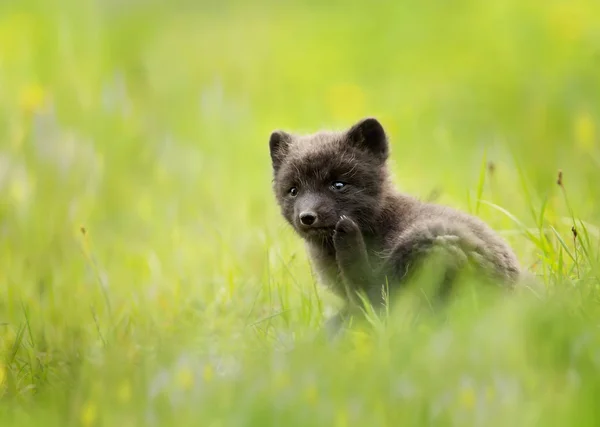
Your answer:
[269,118,391,241]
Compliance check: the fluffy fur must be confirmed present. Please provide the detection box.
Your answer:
[269,118,520,333]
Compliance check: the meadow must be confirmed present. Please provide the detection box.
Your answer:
[1,0,600,425]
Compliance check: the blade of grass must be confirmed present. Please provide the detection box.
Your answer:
[475,148,487,216]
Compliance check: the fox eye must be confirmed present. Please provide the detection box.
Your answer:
[331,181,346,191]
[289,187,298,197]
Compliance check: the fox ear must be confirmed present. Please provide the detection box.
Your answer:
[269,130,292,171]
[346,118,388,161]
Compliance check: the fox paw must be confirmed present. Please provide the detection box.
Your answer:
[335,215,360,234]
[333,216,362,249]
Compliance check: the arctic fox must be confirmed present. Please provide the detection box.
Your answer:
[269,118,520,332]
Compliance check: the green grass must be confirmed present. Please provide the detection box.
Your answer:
[1,0,600,425]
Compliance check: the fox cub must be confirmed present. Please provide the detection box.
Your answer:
[269,118,520,331]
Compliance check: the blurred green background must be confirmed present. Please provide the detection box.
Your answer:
[1,0,600,425]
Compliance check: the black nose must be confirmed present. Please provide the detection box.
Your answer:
[299,212,317,226]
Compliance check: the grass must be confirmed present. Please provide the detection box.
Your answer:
[1,0,600,425]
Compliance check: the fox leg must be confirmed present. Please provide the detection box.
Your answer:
[332,216,383,304]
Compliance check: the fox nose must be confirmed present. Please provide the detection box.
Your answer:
[299,212,317,226]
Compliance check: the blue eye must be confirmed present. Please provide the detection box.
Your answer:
[289,187,298,197]
[331,181,346,190]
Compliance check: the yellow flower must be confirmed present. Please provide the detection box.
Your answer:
[117,380,132,403]
[19,83,45,114]
[304,384,318,406]
[80,401,97,427]
[0,363,6,386]
[2,328,16,351]
[9,172,33,208]
[158,294,169,311]
[335,409,348,427]
[176,367,195,391]
[574,111,595,153]
[351,329,373,360]
[458,386,476,410]
[203,364,214,383]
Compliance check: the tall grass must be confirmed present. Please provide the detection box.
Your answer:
[1,0,600,425]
